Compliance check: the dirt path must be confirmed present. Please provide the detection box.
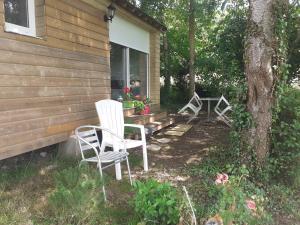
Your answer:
[130,114,230,184]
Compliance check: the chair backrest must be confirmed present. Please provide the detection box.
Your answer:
[215,95,231,114]
[95,99,125,141]
[75,126,101,159]
[189,92,203,111]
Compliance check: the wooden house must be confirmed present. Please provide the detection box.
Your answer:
[0,0,167,160]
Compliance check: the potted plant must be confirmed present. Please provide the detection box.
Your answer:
[122,87,135,108]
[143,97,151,114]
[134,100,145,115]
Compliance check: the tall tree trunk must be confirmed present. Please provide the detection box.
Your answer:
[189,0,196,97]
[245,0,276,165]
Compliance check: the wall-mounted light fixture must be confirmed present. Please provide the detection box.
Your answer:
[104,4,116,22]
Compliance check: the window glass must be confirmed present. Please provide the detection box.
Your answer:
[110,43,127,100]
[129,49,148,97]
[4,0,29,27]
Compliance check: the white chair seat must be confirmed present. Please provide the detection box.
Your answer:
[84,151,129,163]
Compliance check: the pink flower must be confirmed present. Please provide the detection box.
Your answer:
[215,173,229,185]
[246,200,257,211]
[222,173,229,182]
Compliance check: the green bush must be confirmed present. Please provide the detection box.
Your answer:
[212,167,272,225]
[271,88,300,186]
[133,180,180,225]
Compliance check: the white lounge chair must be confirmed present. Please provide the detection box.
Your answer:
[95,99,148,180]
[214,95,233,127]
[178,92,203,123]
[75,125,132,201]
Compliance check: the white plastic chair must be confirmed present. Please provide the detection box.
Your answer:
[178,92,203,123]
[95,99,148,180]
[214,95,233,127]
[75,125,132,201]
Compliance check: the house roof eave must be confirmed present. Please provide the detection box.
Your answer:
[112,0,167,32]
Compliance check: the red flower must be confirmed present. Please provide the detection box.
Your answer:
[123,87,131,94]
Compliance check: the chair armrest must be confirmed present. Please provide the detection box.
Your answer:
[77,125,125,141]
[124,124,145,129]
[77,136,102,161]
[76,125,127,150]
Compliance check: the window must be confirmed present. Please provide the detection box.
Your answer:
[4,0,36,36]
[110,43,149,100]
[111,43,127,100]
[130,49,148,97]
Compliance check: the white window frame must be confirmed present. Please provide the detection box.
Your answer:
[4,0,36,37]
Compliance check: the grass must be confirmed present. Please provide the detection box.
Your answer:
[0,152,141,225]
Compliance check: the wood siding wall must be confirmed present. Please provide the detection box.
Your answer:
[0,0,161,160]
[0,0,110,160]
[149,32,161,104]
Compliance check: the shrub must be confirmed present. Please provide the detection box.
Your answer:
[271,88,300,186]
[133,180,180,225]
[212,168,272,225]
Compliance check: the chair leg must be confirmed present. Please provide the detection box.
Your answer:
[142,142,148,171]
[100,142,106,152]
[187,116,196,124]
[113,144,122,180]
[187,110,199,124]
[178,105,188,114]
[126,156,133,185]
[97,163,107,202]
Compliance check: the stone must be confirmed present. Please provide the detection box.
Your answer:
[156,138,171,144]
[40,152,47,158]
[1,165,8,170]
[57,135,81,159]
[147,144,161,152]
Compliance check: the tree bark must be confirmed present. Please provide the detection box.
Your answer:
[245,0,276,165]
[189,0,196,97]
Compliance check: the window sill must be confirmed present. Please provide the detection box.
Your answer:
[4,23,39,39]
[4,28,45,40]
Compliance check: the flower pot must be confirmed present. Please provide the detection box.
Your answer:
[123,101,135,108]
[144,105,150,114]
